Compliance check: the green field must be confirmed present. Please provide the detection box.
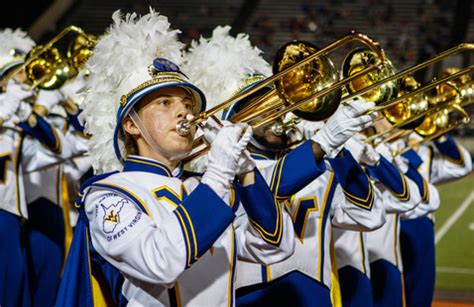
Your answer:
[434,173,474,291]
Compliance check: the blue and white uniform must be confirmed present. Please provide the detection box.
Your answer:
[365,153,427,307]
[57,156,294,306]
[400,135,472,307]
[236,142,385,307]
[24,111,90,307]
[334,149,423,307]
[0,111,78,307]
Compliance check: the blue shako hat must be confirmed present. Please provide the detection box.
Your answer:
[113,57,206,162]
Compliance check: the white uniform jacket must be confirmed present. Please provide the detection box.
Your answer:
[363,153,423,270]
[63,155,294,306]
[400,135,471,220]
[237,142,385,289]
[24,113,89,207]
[0,114,82,218]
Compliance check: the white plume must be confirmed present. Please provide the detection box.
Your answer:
[0,28,35,69]
[78,8,184,174]
[182,25,271,116]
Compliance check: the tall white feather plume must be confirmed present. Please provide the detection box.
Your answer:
[0,28,35,69]
[78,8,184,174]
[182,25,271,115]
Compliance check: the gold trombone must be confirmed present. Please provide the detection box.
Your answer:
[177,31,388,138]
[367,67,473,147]
[181,31,388,162]
[1,25,97,92]
[341,44,474,144]
[390,73,473,156]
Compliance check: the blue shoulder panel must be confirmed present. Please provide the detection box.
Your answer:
[328,149,374,210]
[234,169,283,246]
[67,110,86,134]
[404,165,430,203]
[270,140,326,200]
[401,149,423,169]
[19,114,62,153]
[176,183,235,268]
[433,135,464,165]
[366,156,410,201]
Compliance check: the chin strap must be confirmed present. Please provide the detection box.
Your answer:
[128,108,189,162]
[249,136,280,153]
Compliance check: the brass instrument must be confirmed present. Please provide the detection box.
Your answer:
[271,114,301,137]
[1,26,97,92]
[181,31,387,162]
[392,100,471,156]
[342,47,399,106]
[177,31,387,138]
[388,69,474,155]
[346,44,474,144]
[384,76,429,129]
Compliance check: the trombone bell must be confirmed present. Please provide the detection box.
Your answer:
[25,47,72,90]
[342,47,399,105]
[273,41,341,121]
[4,26,96,91]
[414,109,448,136]
[384,76,428,129]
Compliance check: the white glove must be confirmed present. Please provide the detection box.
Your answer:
[16,101,33,122]
[0,80,35,124]
[236,149,256,175]
[0,93,19,124]
[200,118,255,175]
[374,142,394,163]
[296,119,324,139]
[200,116,231,144]
[6,79,35,101]
[344,134,380,166]
[201,123,252,199]
[312,98,377,158]
[35,89,65,111]
[393,155,409,173]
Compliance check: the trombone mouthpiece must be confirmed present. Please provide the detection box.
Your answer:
[271,122,284,136]
[176,120,191,136]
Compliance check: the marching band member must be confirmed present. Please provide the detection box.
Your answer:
[399,132,471,307]
[56,10,295,306]
[0,28,82,307]
[338,133,427,307]
[183,26,386,307]
[60,75,94,227]
[24,89,90,307]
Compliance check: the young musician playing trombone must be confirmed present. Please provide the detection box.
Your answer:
[0,28,84,307]
[56,10,296,306]
[183,26,386,307]
[24,86,90,306]
[399,131,472,307]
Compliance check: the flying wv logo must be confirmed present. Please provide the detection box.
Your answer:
[102,199,127,233]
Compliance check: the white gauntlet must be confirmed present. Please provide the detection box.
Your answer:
[35,89,65,111]
[201,123,252,199]
[345,134,380,166]
[312,98,377,157]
